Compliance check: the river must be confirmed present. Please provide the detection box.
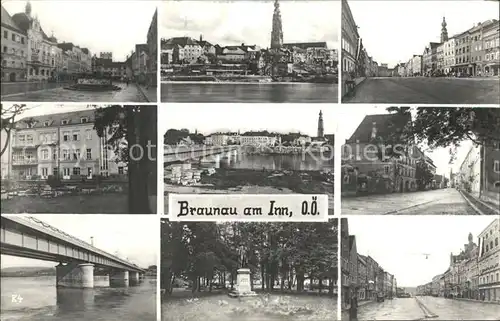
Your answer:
[0,276,156,321]
[219,153,333,171]
[161,83,338,103]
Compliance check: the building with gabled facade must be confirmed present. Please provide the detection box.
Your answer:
[1,5,28,82]
[478,218,500,303]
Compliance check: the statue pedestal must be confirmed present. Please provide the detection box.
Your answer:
[228,268,257,298]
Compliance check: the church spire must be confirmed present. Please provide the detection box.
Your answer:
[25,1,32,17]
[270,0,283,49]
[440,16,448,43]
[317,110,324,138]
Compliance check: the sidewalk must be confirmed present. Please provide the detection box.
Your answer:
[135,84,157,102]
[341,77,366,98]
[341,300,375,320]
[459,189,500,215]
[453,297,500,305]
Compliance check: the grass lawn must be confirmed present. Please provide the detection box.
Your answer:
[1,193,128,214]
[162,290,336,321]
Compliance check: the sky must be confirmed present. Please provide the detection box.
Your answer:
[7,104,91,120]
[336,106,475,176]
[159,104,337,137]
[161,0,339,49]
[3,0,157,61]
[347,216,495,288]
[1,214,158,269]
[347,0,499,68]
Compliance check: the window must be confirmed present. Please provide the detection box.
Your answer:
[44,121,49,127]
[41,168,48,177]
[81,117,88,123]
[26,135,33,144]
[73,149,81,160]
[86,148,92,160]
[72,132,80,141]
[41,149,49,160]
[86,129,92,140]
[494,161,500,173]
[496,238,498,246]
[63,168,71,176]
[3,30,6,39]
[52,149,57,160]
[118,167,124,175]
[62,149,69,160]
[73,167,81,175]
[384,165,390,174]
[63,131,69,142]
[53,167,58,176]
[61,120,68,125]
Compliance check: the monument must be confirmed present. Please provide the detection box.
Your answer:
[228,247,257,298]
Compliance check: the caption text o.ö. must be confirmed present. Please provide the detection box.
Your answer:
[168,195,329,222]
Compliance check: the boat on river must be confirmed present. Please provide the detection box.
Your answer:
[64,72,121,91]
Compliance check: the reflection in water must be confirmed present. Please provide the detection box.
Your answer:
[220,153,333,172]
[1,276,156,321]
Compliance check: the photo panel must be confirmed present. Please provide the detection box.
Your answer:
[160,0,339,103]
[1,1,157,103]
[340,216,500,320]
[0,104,157,214]
[341,0,500,104]
[0,214,158,321]
[160,218,339,321]
[338,106,500,215]
[159,104,335,217]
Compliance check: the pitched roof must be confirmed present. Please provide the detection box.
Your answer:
[348,112,412,143]
[16,109,95,129]
[163,37,199,47]
[349,235,356,250]
[11,12,50,41]
[283,42,328,50]
[1,6,25,34]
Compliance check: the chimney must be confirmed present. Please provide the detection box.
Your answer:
[90,237,94,246]
[371,121,377,139]
[200,34,203,42]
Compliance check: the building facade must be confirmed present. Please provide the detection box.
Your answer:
[1,6,28,82]
[341,0,359,86]
[478,218,500,302]
[146,8,157,86]
[482,19,500,76]
[5,110,125,180]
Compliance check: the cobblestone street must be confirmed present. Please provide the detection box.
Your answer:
[341,188,484,215]
[1,82,149,102]
[343,77,500,104]
[343,297,500,320]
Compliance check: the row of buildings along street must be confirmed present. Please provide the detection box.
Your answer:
[1,104,157,214]
[1,1,157,102]
[341,0,500,104]
[341,216,500,321]
[160,0,338,103]
[161,105,334,215]
[340,106,500,215]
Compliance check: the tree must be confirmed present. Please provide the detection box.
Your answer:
[93,105,157,214]
[1,104,28,157]
[415,160,434,190]
[387,107,500,163]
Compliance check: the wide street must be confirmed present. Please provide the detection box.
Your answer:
[341,188,497,215]
[343,77,500,104]
[1,82,150,102]
[348,297,500,320]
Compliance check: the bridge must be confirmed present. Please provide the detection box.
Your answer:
[1,215,146,289]
[164,144,239,164]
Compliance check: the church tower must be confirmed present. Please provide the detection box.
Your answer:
[317,110,324,138]
[440,17,449,43]
[270,0,283,49]
[25,1,32,17]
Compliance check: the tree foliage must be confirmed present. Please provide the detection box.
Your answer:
[1,104,28,157]
[415,161,434,190]
[161,220,338,297]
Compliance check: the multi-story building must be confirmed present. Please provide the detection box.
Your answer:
[411,55,423,76]
[431,274,442,296]
[239,135,278,147]
[469,22,485,76]
[443,37,456,74]
[146,8,157,86]
[453,30,472,75]
[1,129,12,179]
[1,6,28,82]
[341,0,359,92]
[483,19,500,76]
[458,144,482,196]
[436,43,444,74]
[162,37,203,64]
[6,110,126,180]
[357,254,368,301]
[340,218,351,308]
[364,255,379,300]
[478,218,500,302]
[423,42,440,75]
[342,113,428,193]
[348,235,358,302]
[11,2,57,80]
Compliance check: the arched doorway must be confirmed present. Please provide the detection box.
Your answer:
[9,72,16,82]
[405,181,410,192]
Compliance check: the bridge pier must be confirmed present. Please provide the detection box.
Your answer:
[129,271,140,285]
[56,263,94,288]
[110,270,129,287]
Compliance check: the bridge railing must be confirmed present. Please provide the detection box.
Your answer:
[3,216,144,272]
